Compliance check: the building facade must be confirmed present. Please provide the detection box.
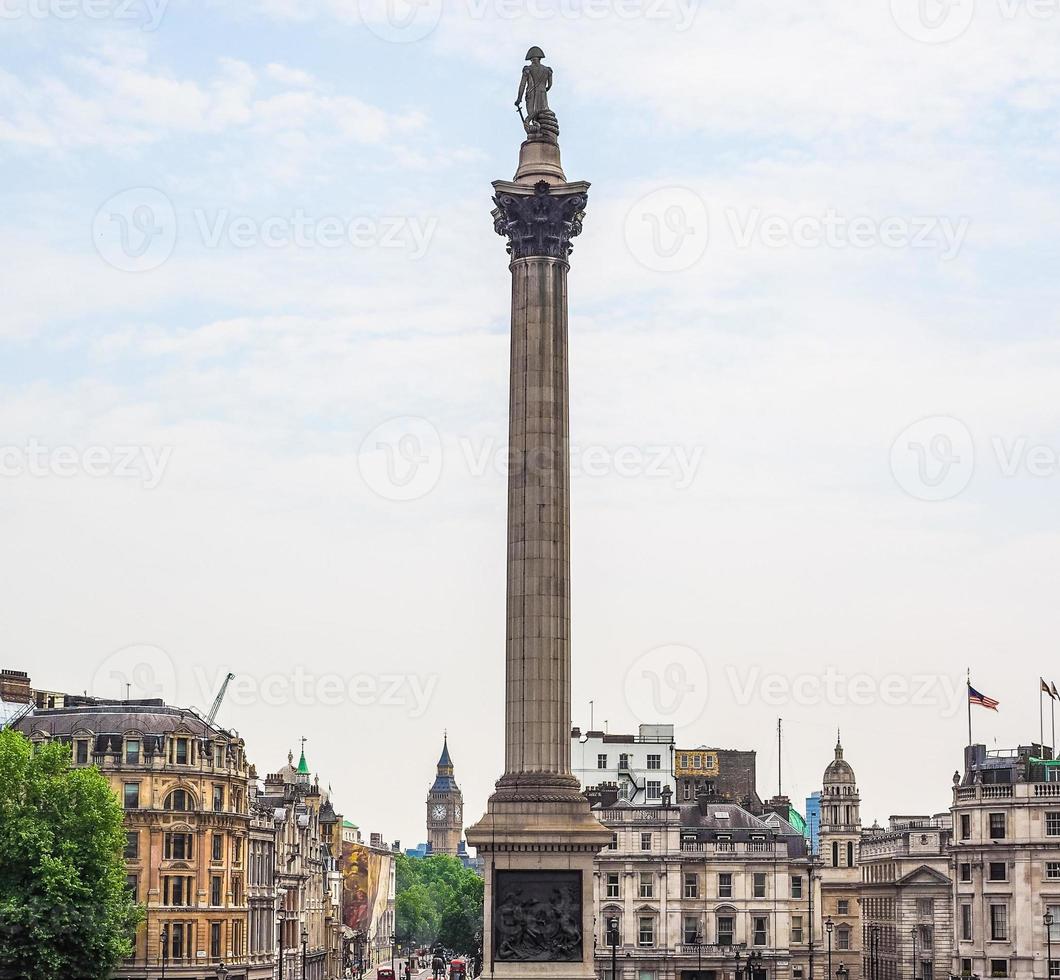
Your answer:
[591,791,812,980]
[426,736,463,856]
[18,697,273,980]
[860,816,953,980]
[675,749,761,814]
[817,737,862,980]
[951,742,1060,980]
[572,724,677,807]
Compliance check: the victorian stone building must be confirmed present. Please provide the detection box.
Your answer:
[591,790,812,980]
[859,815,953,980]
[817,737,863,980]
[950,741,1060,980]
[259,746,344,980]
[16,696,273,980]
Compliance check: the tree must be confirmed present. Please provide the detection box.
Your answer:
[0,729,142,980]
[395,854,483,953]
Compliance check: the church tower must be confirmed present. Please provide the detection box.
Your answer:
[426,735,463,856]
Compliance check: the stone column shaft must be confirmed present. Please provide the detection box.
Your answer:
[505,254,572,780]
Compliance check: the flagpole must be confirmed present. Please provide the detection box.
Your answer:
[967,668,973,747]
[1042,680,1046,752]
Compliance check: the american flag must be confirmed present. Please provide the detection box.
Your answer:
[968,684,1000,711]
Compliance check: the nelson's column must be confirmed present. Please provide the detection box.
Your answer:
[466,47,611,980]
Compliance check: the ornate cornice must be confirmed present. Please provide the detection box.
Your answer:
[492,180,588,260]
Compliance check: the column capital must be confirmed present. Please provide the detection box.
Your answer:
[492,179,590,260]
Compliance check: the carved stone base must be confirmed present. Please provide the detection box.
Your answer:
[467,791,610,980]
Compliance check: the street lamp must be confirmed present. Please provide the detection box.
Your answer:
[302,927,309,980]
[735,948,743,980]
[1046,911,1055,980]
[607,917,620,980]
[160,926,168,980]
[825,916,834,980]
[693,931,704,980]
[911,927,919,980]
[216,963,229,980]
[836,966,848,980]
[869,925,880,980]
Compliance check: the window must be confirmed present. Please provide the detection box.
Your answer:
[647,754,661,770]
[923,963,935,980]
[125,739,140,764]
[597,754,608,769]
[837,900,849,915]
[212,834,224,862]
[837,926,851,951]
[961,960,973,977]
[794,969,804,980]
[1048,813,1060,836]
[639,873,653,898]
[124,831,140,860]
[960,904,972,942]
[847,841,854,866]
[989,813,1006,839]
[990,904,1008,941]
[75,739,89,765]
[1048,862,1060,879]
[792,915,804,944]
[211,875,223,906]
[213,785,225,812]
[791,875,803,899]
[716,916,734,946]
[165,789,192,812]
[608,833,618,851]
[641,832,652,851]
[638,917,654,947]
[125,873,138,898]
[960,813,971,839]
[646,780,662,801]
[123,783,139,809]
[619,753,630,770]
[684,917,700,945]
[231,875,243,905]
[1050,963,1060,980]
[960,863,972,882]
[719,873,733,898]
[684,874,698,899]
[173,737,189,765]
[990,960,1008,978]
[232,838,243,864]
[1048,905,1060,943]
[163,875,193,907]
[211,922,222,958]
[752,916,767,947]
[606,874,620,899]
[917,898,934,917]
[164,832,193,860]
[988,862,1007,882]
[753,873,766,898]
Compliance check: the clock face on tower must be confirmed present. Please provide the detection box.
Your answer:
[432,804,448,821]
[454,803,461,823]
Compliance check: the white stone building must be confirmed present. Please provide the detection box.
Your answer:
[951,742,1060,980]
[572,724,677,806]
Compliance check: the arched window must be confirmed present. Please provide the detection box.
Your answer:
[832,841,839,867]
[847,841,855,867]
[164,789,193,812]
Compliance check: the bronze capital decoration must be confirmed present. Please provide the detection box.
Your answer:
[492,181,587,260]
[493,870,583,962]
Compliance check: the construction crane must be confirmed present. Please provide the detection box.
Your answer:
[206,673,235,725]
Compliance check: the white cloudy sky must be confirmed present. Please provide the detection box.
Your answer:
[4,0,1060,847]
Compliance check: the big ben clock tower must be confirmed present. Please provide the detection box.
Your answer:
[426,735,463,856]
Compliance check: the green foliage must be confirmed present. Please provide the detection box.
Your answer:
[395,853,483,952]
[0,729,143,980]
